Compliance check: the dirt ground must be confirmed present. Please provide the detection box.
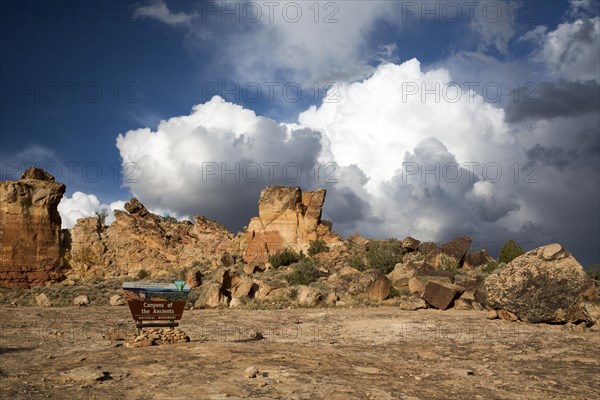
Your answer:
[0,306,598,400]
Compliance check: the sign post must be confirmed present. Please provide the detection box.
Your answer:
[122,281,191,330]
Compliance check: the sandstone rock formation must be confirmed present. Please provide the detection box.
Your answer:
[244,186,341,264]
[0,167,66,288]
[484,243,596,323]
[67,198,238,279]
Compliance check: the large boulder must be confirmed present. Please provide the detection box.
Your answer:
[194,282,228,309]
[346,269,391,301]
[401,237,421,252]
[440,236,472,265]
[244,186,341,264]
[419,236,472,270]
[297,285,322,307]
[484,243,596,323]
[0,167,66,288]
[463,249,494,270]
[421,281,464,310]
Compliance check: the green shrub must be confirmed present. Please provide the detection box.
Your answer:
[440,254,460,274]
[163,215,178,224]
[585,264,600,281]
[137,269,149,280]
[269,248,305,269]
[481,260,499,274]
[366,239,404,274]
[308,239,329,256]
[347,256,366,271]
[285,259,321,286]
[499,240,525,264]
[388,287,401,298]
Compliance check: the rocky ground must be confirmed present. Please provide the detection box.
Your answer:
[1,306,598,400]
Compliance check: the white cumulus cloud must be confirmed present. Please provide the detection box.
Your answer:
[58,192,125,229]
[133,0,195,26]
[525,17,600,83]
[116,96,325,229]
[112,58,598,262]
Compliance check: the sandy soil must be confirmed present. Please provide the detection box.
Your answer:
[0,306,598,400]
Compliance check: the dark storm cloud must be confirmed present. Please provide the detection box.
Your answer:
[526,144,578,170]
[505,80,600,123]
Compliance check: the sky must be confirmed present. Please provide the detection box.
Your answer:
[1,0,599,265]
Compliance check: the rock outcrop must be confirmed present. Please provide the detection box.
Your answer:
[484,243,596,323]
[244,186,341,264]
[0,167,66,288]
[68,198,238,279]
[334,269,391,301]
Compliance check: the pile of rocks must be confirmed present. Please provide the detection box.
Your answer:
[125,328,190,348]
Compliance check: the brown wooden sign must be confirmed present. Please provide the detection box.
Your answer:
[127,300,187,321]
[123,281,190,322]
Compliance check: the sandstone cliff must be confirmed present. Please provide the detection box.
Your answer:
[0,167,66,288]
[244,186,341,264]
[67,198,239,279]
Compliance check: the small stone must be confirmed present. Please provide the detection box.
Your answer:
[243,264,258,275]
[73,295,89,306]
[497,310,519,322]
[244,366,259,378]
[398,297,427,311]
[453,299,472,310]
[109,294,126,306]
[136,339,154,347]
[486,310,498,319]
[325,292,339,305]
[35,293,52,307]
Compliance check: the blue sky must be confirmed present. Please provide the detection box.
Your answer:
[1,0,599,265]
